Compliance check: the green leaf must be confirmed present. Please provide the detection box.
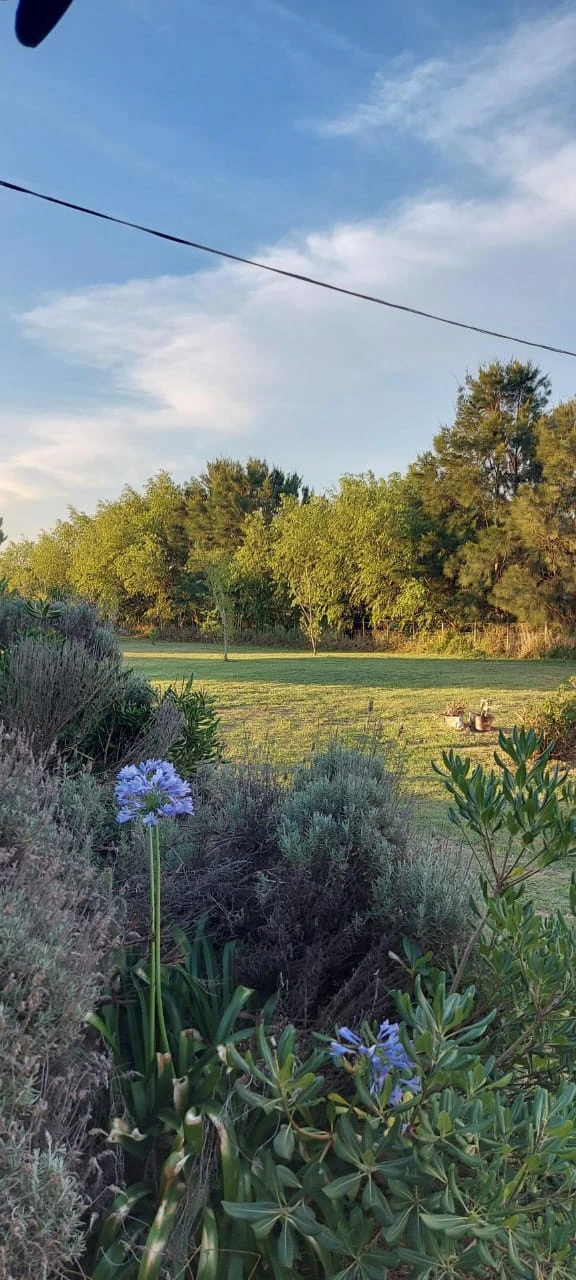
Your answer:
[252,1214,282,1241]
[322,1172,362,1200]
[91,1238,139,1280]
[196,1207,219,1280]
[273,1124,296,1160]
[384,1204,412,1244]
[97,1184,149,1251]
[437,1110,452,1138]
[277,1219,296,1269]
[209,1112,239,1202]
[276,1164,302,1191]
[420,1213,471,1237]
[184,1108,204,1155]
[223,1200,280,1223]
[235,1080,279,1112]
[215,985,254,1042]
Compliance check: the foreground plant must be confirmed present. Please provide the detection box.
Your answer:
[88,759,265,1279]
[187,978,576,1278]
[89,953,576,1278]
[86,735,576,1278]
[434,726,576,988]
[115,758,194,1063]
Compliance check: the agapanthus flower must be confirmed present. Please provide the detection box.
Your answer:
[330,1018,420,1103]
[115,759,194,827]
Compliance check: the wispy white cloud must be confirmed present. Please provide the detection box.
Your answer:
[316,8,576,157]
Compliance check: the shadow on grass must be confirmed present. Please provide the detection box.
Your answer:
[123,648,570,692]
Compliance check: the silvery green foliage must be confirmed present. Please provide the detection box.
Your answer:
[276,744,409,869]
[0,597,185,773]
[253,745,471,1024]
[0,1141,85,1280]
[0,595,118,657]
[0,731,112,1279]
[114,746,472,1028]
[0,635,128,756]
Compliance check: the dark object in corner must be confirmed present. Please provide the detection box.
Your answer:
[15,0,75,46]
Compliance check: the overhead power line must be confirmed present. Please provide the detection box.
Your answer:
[2,177,576,359]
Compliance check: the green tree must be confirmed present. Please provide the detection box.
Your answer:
[485,399,576,625]
[271,496,332,652]
[410,360,551,619]
[233,509,293,632]
[327,473,432,631]
[0,538,39,596]
[202,550,235,660]
[185,457,303,556]
[69,474,189,625]
[31,516,86,597]
[434,359,550,509]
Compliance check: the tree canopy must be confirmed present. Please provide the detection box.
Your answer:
[3,363,576,645]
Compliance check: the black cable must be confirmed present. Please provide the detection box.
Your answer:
[2,177,575,359]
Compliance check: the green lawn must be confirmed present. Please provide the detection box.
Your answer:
[124,642,575,912]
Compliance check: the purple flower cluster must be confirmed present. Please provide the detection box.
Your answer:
[115,759,194,828]
[330,1019,420,1105]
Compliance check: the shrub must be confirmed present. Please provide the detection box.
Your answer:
[253,745,414,1021]
[79,669,186,774]
[165,676,223,775]
[118,746,472,1028]
[473,890,576,1081]
[0,730,114,1280]
[0,595,118,658]
[523,678,576,761]
[0,599,187,774]
[91,949,576,1279]
[0,635,127,756]
[90,729,576,1278]
[0,1140,85,1280]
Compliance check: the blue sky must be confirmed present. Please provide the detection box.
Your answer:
[2,0,576,537]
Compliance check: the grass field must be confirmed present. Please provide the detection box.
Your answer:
[124,642,575,912]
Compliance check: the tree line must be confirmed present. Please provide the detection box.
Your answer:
[2,359,576,648]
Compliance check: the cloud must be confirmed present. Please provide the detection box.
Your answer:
[316,8,576,156]
[4,8,576,537]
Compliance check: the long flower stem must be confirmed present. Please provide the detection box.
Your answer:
[154,822,172,1060]
[147,825,157,1069]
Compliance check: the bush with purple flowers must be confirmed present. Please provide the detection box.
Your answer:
[331,1019,421,1102]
